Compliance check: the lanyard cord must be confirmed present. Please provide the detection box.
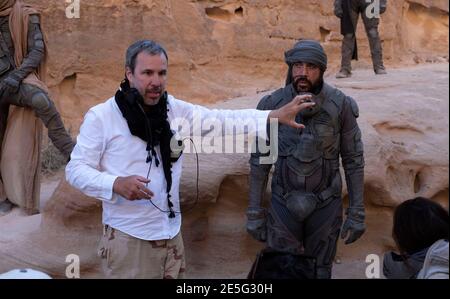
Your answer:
[144,137,199,217]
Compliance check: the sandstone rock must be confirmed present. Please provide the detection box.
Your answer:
[20,0,449,137]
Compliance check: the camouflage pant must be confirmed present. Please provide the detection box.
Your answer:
[340,0,385,72]
[98,225,186,279]
[266,193,343,279]
[0,83,74,160]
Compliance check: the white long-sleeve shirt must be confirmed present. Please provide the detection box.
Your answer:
[66,95,270,241]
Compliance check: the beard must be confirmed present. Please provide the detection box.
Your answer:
[294,74,323,94]
[141,86,164,106]
[146,86,163,94]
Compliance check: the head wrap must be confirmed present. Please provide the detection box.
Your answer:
[284,40,327,85]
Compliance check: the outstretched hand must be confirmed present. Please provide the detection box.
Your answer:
[268,94,315,129]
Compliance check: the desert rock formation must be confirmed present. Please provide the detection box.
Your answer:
[0,0,448,279]
[20,0,449,136]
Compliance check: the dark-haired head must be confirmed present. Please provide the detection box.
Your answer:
[125,40,168,74]
[393,197,449,255]
[124,40,169,106]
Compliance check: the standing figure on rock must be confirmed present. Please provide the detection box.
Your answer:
[247,40,366,279]
[334,0,387,78]
[0,0,74,215]
[66,39,315,278]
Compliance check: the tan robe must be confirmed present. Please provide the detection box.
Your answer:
[0,0,48,214]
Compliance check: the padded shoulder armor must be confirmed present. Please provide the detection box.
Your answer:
[346,96,359,118]
[325,84,346,110]
[323,84,359,118]
[257,87,287,110]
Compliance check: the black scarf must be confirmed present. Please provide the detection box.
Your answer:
[115,79,178,217]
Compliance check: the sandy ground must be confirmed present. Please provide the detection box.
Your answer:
[0,171,61,237]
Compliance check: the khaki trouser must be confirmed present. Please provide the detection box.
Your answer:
[97,225,186,279]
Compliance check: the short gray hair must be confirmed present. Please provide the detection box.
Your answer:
[125,40,169,73]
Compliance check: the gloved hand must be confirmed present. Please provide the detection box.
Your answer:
[340,207,366,244]
[246,208,267,242]
[1,73,21,95]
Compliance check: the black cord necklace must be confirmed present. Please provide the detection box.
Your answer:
[143,138,199,218]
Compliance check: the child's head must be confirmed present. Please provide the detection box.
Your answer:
[393,197,448,255]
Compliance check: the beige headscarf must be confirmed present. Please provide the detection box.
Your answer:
[0,0,47,214]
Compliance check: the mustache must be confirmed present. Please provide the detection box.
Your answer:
[294,76,312,86]
[146,87,162,93]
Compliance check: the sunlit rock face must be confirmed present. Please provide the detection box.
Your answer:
[24,0,448,135]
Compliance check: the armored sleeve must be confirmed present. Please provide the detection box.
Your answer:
[10,14,45,82]
[340,97,365,216]
[248,95,273,210]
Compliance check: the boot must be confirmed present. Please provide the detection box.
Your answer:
[336,69,352,79]
[375,67,387,75]
[0,198,15,216]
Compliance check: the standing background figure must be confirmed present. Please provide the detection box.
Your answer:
[0,0,74,215]
[334,0,387,78]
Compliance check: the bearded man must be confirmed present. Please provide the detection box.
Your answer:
[247,40,366,279]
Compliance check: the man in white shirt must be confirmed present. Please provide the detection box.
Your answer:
[66,40,314,279]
